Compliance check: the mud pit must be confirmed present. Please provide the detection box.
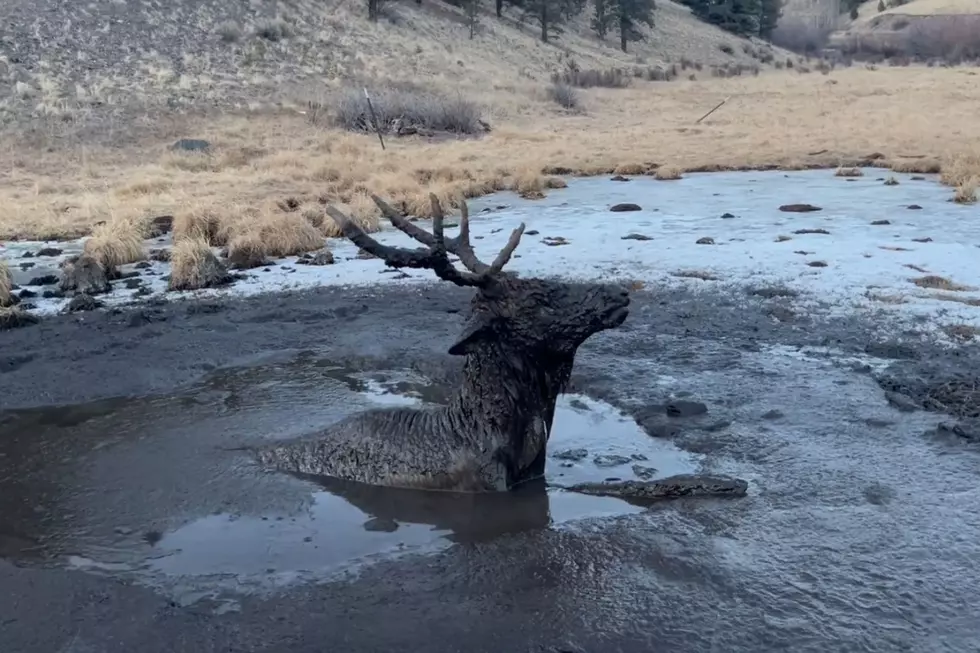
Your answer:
[2,279,980,652]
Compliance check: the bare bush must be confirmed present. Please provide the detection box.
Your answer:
[547,82,581,111]
[335,86,484,134]
[550,67,631,89]
[255,18,291,41]
[771,18,834,54]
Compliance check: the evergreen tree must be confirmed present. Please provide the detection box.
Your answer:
[758,0,781,38]
[522,0,586,42]
[592,0,616,39]
[614,0,655,52]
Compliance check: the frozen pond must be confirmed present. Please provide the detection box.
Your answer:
[3,167,979,334]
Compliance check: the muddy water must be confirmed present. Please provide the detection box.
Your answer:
[3,334,980,650]
[0,354,696,595]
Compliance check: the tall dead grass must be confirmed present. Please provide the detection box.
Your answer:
[4,68,980,242]
[169,237,229,291]
[0,260,12,307]
[82,218,147,268]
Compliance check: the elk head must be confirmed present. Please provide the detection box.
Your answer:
[325,193,631,360]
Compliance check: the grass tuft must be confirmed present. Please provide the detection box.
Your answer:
[83,218,147,268]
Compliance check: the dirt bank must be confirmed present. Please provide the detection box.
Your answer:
[3,282,980,653]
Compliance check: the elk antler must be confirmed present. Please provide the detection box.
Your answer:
[325,193,526,288]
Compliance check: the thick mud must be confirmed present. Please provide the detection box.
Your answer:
[2,282,980,653]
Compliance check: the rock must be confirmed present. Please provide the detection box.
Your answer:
[295,249,334,266]
[885,391,919,412]
[553,448,589,462]
[19,262,35,270]
[593,454,633,468]
[123,278,143,289]
[65,293,102,312]
[0,308,39,330]
[807,261,828,267]
[542,236,569,247]
[610,175,630,182]
[135,261,153,269]
[362,517,399,533]
[59,255,112,295]
[610,203,642,212]
[20,251,34,258]
[27,274,58,286]
[632,464,657,480]
[696,237,715,245]
[148,215,174,237]
[171,138,210,152]
[525,229,540,236]
[907,204,923,210]
[621,233,652,241]
[779,204,822,213]
[720,212,736,219]
[17,288,36,300]
[42,290,64,299]
[871,219,891,225]
[793,228,830,235]
[565,474,749,501]
[937,419,980,442]
[149,249,171,263]
[775,235,792,242]
[761,409,784,420]
[35,247,63,257]
[666,400,708,418]
[912,237,933,243]
[911,176,926,181]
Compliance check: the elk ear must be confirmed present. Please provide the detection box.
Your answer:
[448,313,495,356]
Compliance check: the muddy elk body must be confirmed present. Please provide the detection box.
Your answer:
[257,193,631,491]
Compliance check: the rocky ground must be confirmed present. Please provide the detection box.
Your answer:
[2,279,979,653]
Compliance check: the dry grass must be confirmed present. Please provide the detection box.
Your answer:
[169,237,227,291]
[953,179,978,203]
[910,275,977,291]
[3,66,980,241]
[931,292,980,306]
[82,218,147,268]
[0,260,12,307]
[654,165,684,180]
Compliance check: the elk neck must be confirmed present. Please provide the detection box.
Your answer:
[447,340,574,472]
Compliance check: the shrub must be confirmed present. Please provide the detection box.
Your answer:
[771,19,834,54]
[335,86,484,134]
[255,18,290,41]
[216,20,242,43]
[550,66,631,89]
[83,218,146,268]
[547,82,581,111]
[169,238,231,291]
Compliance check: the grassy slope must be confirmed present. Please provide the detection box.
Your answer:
[0,0,978,246]
[0,0,772,129]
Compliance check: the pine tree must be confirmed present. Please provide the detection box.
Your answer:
[614,0,655,52]
[758,0,782,38]
[522,0,586,42]
[592,0,616,39]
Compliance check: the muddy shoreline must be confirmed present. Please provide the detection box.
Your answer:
[0,282,955,411]
[3,282,980,653]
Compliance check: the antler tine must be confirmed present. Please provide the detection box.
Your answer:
[487,223,526,274]
[370,193,437,247]
[444,198,490,274]
[324,205,432,269]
